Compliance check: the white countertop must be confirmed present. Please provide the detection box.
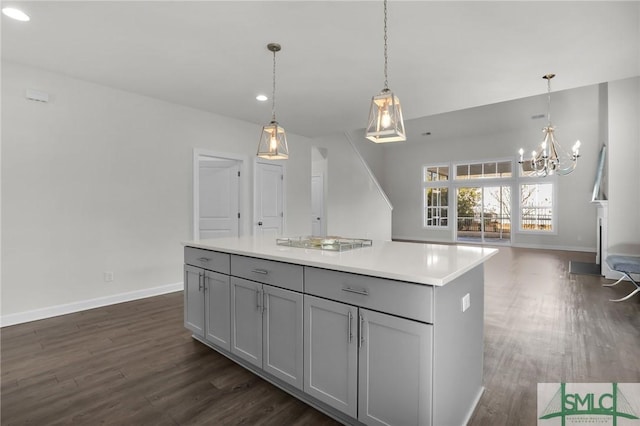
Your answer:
[183,236,498,286]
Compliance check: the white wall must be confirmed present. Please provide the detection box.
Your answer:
[382,84,603,251]
[1,61,311,323]
[607,77,640,256]
[311,132,392,241]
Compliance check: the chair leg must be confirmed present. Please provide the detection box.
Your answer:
[603,276,626,287]
[606,271,640,302]
[610,287,640,302]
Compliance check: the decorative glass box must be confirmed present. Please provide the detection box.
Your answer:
[276,236,373,252]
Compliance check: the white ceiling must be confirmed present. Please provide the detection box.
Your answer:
[2,1,639,138]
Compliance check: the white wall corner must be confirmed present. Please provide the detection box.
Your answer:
[344,132,393,211]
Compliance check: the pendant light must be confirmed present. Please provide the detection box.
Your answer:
[257,43,289,160]
[518,74,580,176]
[366,0,406,143]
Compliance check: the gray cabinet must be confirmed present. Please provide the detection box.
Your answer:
[184,265,231,351]
[358,309,433,426]
[231,276,304,390]
[184,249,231,351]
[184,245,483,426]
[304,295,358,418]
[303,296,433,426]
[184,265,205,337]
[230,277,263,367]
[204,270,231,351]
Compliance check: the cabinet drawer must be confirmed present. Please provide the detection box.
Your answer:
[185,247,230,274]
[304,267,433,323]
[231,255,303,292]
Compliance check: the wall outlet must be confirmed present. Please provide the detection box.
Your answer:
[103,272,114,282]
[462,293,471,312]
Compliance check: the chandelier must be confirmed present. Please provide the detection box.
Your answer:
[365,0,406,143]
[518,74,580,176]
[257,43,289,160]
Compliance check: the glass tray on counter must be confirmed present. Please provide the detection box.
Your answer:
[276,236,373,252]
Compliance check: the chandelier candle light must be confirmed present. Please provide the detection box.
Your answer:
[365,0,406,143]
[518,73,581,176]
[257,43,289,160]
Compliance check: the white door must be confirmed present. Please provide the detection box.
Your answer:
[198,158,240,239]
[311,174,325,236]
[254,161,284,236]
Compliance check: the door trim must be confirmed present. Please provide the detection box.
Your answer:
[193,149,247,239]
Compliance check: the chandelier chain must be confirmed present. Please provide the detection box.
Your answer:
[546,76,552,126]
[271,49,277,121]
[383,0,388,90]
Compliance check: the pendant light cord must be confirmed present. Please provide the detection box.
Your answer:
[383,0,389,90]
[271,49,277,122]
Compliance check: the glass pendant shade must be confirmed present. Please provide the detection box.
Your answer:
[257,120,289,160]
[366,89,406,143]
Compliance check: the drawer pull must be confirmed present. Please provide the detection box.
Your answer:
[342,286,369,296]
[198,257,210,263]
[252,269,269,275]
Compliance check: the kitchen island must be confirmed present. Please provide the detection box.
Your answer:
[183,236,497,426]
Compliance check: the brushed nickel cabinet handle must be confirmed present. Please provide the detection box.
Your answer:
[198,272,204,291]
[256,288,262,311]
[198,257,210,263]
[252,269,269,275]
[348,311,353,343]
[359,313,365,348]
[342,287,369,296]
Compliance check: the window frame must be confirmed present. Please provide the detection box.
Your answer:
[422,164,450,229]
[516,177,558,235]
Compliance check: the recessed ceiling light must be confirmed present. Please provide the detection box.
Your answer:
[256,94,268,102]
[2,7,30,22]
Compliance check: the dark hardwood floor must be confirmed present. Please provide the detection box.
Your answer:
[2,247,639,425]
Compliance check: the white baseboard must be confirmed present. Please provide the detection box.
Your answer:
[1,282,184,327]
[392,236,596,253]
[510,242,596,253]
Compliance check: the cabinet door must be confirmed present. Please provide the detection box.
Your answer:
[230,277,262,368]
[204,271,231,351]
[304,295,357,418]
[184,265,204,336]
[263,285,303,390]
[358,309,433,426]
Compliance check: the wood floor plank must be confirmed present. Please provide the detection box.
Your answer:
[2,247,638,425]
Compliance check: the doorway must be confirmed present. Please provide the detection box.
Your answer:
[456,185,511,244]
[311,146,328,237]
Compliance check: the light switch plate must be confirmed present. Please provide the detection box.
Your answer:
[462,293,471,312]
